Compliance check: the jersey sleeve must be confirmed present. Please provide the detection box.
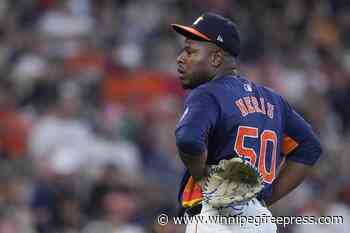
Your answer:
[281,99,322,165]
[175,87,220,155]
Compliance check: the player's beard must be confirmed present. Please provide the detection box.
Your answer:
[181,71,213,89]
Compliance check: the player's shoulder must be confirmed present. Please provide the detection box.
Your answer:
[185,81,217,103]
[232,75,290,113]
[195,74,245,96]
[187,74,287,106]
[209,74,281,99]
[187,74,265,102]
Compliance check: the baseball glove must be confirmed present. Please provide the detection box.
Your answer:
[201,157,264,208]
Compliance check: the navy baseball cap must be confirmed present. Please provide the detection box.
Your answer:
[172,13,240,57]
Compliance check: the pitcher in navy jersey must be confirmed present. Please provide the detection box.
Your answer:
[172,13,322,233]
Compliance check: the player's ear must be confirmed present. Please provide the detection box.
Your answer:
[210,49,224,68]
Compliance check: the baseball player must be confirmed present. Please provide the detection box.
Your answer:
[172,13,322,233]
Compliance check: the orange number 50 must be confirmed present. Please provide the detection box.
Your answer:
[234,126,277,184]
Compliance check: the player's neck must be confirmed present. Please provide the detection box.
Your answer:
[213,67,238,80]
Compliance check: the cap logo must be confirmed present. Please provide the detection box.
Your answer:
[244,84,252,92]
[217,34,223,42]
[193,16,204,25]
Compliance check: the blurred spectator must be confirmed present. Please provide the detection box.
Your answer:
[38,0,93,39]
[294,189,350,233]
[83,188,145,233]
[0,83,30,159]
[29,82,92,163]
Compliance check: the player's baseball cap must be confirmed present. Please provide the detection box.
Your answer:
[172,13,240,57]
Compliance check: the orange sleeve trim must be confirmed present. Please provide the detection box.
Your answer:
[282,135,299,155]
[182,198,203,208]
[182,176,203,208]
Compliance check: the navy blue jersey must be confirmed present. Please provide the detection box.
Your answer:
[175,74,322,208]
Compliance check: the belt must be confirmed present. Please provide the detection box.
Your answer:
[256,196,267,207]
[184,203,202,217]
[183,198,266,217]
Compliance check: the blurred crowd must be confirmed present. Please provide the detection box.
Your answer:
[0,0,349,233]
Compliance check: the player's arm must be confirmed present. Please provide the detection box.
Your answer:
[265,160,312,206]
[177,150,208,182]
[175,89,219,182]
[265,101,322,206]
